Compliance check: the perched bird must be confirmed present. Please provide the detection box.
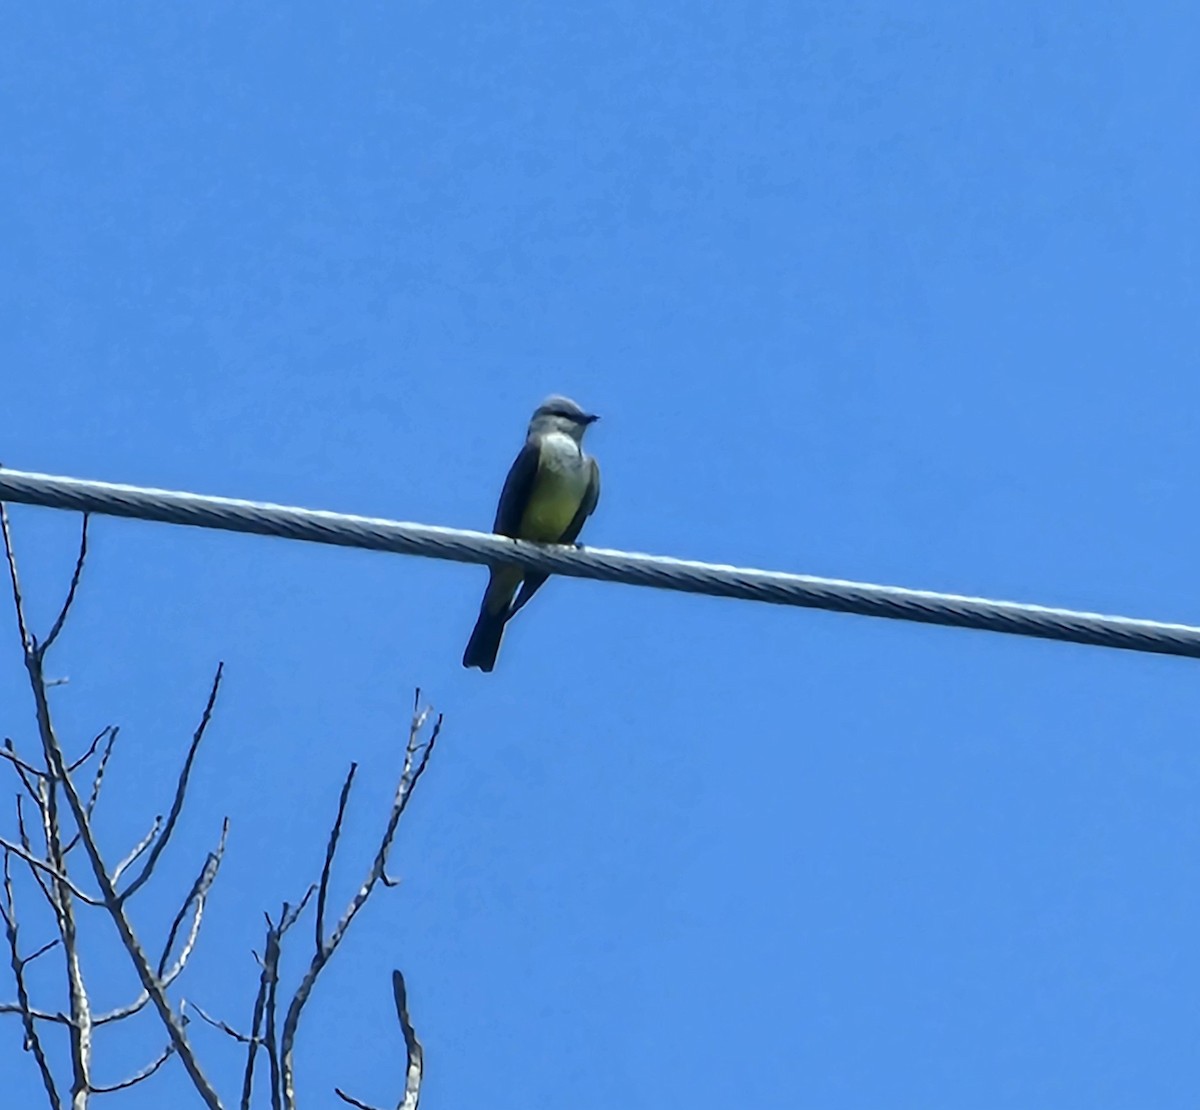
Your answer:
[463,395,601,671]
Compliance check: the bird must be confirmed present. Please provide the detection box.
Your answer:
[462,395,601,672]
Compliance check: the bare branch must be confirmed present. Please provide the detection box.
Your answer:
[316,764,357,952]
[119,663,223,902]
[15,656,97,1106]
[281,889,316,933]
[329,711,442,956]
[333,1090,383,1110]
[392,970,423,1110]
[62,726,123,856]
[0,838,104,906]
[14,796,58,922]
[1,851,63,1110]
[92,992,149,1027]
[191,1002,256,1045]
[1,741,44,779]
[8,763,59,929]
[89,1042,174,1095]
[279,700,441,1108]
[4,513,439,1110]
[19,937,60,968]
[2,511,230,1107]
[157,819,229,979]
[0,1001,71,1023]
[254,892,314,1110]
[83,726,119,819]
[67,725,116,774]
[333,971,422,1110]
[236,888,308,1110]
[21,647,222,1109]
[40,514,89,656]
[94,821,228,1029]
[228,893,316,1110]
[0,499,33,652]
[110,816,163,886]
[239,943,272,1110]
[264,915,284,1110]
[7,747,46,817]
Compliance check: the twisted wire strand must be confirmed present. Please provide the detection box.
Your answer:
[1,468,1197,659]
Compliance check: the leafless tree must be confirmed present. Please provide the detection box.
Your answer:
[0,504,436,1108]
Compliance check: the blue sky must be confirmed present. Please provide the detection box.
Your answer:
[2,3,1199,1106]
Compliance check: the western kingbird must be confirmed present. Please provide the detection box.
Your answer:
[462,395,601,672]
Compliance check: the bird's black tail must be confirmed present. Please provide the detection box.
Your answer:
[462,608,508,672]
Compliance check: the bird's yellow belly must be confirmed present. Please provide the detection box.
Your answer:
[518,470,586,541]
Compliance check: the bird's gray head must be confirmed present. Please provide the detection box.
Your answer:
[528,395,599,443]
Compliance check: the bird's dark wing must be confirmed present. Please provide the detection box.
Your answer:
[492,440,541,536]
[510,455,601,615]
[561,456,600,545]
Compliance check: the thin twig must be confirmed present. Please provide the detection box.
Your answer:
[0,1001,71,1023]
[236,886,308,1110]
[0,500,33,652]
[119,663,223,902]
[0,741,44,779]
[89,1043,174,1094]
[333,1091,382,1110]
[0,838,104,906]
[92,992,150,1027]
[67,726,116,774]
[40,514,89,656]
[281,890,315,933]
[330,713,441,960]
[316,765,357,952]
[157,820,229,979]
[62,726,122,855]
[13,796,57,918]
[8,747,46,814]
[239,942,273,1110]
[1,850,63,1110]
[111,816,163,886]
[191,1002,256,1045]
[234,889,316,1108]
[19,937,61,968]
[83,726,119,818]
[93,1000,145,1028]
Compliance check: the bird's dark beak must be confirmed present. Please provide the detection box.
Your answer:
[581,413,600,425]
